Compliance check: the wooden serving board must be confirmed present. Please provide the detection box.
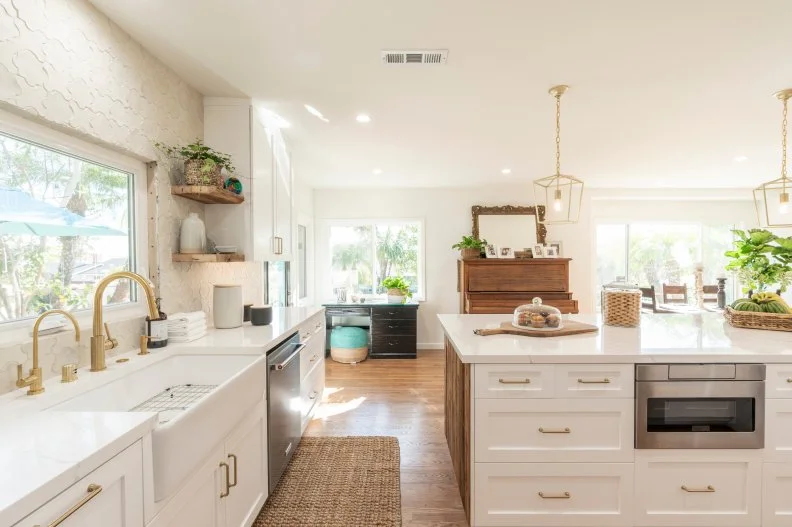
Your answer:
[474,320,599,338]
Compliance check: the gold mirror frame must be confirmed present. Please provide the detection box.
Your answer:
[471,205,547,245]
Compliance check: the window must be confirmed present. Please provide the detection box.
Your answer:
[327,220,423,300]
[0,125,137,325]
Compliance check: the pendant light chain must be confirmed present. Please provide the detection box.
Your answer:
[782,95,788,181]
[555,93,562,177]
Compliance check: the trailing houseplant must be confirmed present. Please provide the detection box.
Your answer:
[381,276,411,304]
[725,228,792,293]
[155,139,235,188]
[452,235,487,260]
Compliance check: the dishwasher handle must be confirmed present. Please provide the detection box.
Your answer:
[270,343,305,371]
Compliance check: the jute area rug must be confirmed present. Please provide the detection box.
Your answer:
[254,436,402,527]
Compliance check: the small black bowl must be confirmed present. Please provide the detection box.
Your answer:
[251,305,272,326]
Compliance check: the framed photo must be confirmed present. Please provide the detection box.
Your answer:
[533,244,545,258]
[485,243,499,258]
[545,246,558,258]
[499,247,515,258]
[548,240,563,257]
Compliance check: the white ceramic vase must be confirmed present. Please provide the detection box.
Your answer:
[180,212,206,254]
[213,284,243,329]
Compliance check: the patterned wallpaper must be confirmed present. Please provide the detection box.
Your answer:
[0,0,262,394]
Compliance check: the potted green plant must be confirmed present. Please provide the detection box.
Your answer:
[381,276,411,304]
[725,229,792,293]
[452,235,487,260]
[155,140,235,189]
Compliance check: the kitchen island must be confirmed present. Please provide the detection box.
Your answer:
[439,312,792,527]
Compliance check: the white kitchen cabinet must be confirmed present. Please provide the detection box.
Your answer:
[634,451,762,527]
[766,364,792,397]
[298,312,326,432]
[766,399,792,462]
[16,441,143,527]
[554,364,634,398]
[224,408,268,527]
[762,463,792,527]
[475,398,634,463]
[204,98,292,262]
[473,462,634,526]
[474,364,554,398]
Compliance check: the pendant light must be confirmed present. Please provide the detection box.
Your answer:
[755,89,792,227]
[533,85,584,224]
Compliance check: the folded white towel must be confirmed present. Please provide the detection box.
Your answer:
[168,319,207,330]
[169,330,207,343]
[169,324,207,337]
[167,311,207,325]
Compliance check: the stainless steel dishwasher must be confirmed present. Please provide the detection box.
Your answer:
[267,332,304,490]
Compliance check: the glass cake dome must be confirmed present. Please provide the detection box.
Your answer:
[512,297,563,331]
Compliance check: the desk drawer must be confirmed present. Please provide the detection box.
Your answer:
[372,318,416,335]
[371,307,417,320]
[475,398,633,463]
[634,452,761,527]
[474,462,633,526]
[474,364,554,398]
[371,335,415,357]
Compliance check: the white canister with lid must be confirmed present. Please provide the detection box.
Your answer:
[213,284,243,329]
[179,212,206,254]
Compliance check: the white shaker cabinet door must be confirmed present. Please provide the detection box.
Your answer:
[765,398,792,462]
[16,442,143,527]
[224,404,268,527]
[763,463,792,527]
[272,133,292,261]
[249,106,278,262]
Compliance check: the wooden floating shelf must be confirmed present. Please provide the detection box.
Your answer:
[171,185,244,204]
[172,253,245,263]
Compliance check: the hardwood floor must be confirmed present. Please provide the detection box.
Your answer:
[304,351,469,527]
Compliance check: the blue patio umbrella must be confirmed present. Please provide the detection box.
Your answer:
[0,187,127,237]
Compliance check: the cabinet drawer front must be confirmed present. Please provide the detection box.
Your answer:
[474,462,634,527]
[767,365,792,398]
[300,331,325,379]
[467,262,568,292]
[474,364,554,398]
[371,307,417,320]
[300,358,325,422]
[763,463,792,527]
[766,399,792,461]
[373,318,416,335]
[475,399,633,462]
[555,364,634,398]
[371,335,415,356]
[634,453,761,527]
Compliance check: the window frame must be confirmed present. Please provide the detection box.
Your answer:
[0,108,148,340]
[319,217,426,302]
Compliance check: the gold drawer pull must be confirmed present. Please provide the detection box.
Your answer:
[310,354,318,362]
[538,491,571,499]
[538,427,571,434]
[787,378,792,383]
[219,461,231,498]
[577,378,611,384]
[498,378,531,384]
[681,485,715,493]
[42,483,102,527]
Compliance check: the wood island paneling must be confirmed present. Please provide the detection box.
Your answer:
[444,337,471,521]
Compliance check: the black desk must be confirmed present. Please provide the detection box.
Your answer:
[322,302,419,359]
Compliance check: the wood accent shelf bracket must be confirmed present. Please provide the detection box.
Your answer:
[172,253,245,263]
[171,185,244,205]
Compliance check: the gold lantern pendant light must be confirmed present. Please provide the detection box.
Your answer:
[755,89,792,228]
[534,85,584,224]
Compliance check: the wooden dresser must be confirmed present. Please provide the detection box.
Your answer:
[458,258,579,314]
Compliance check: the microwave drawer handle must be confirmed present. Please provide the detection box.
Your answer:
[577,378,611,384]
[271,344,305,370]
[681,485,715,493]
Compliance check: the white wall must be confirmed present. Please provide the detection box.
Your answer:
[314,186,593,347]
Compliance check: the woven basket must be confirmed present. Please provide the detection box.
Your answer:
[602,289,641,327]
[461,248,481,260]
[724,306,792,332]
[184,159,223,188]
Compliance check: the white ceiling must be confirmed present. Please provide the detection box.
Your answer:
[90,0,792,189]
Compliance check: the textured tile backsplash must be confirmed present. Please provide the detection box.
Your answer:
[0,0,262,395]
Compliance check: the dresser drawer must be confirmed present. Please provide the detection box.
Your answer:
[474,398,633,462]
[466,262,568,292]
[765,399,792,461]
[474,364,554,398]
[762,463,792,527]
[474,462,634,526]
[634,452,762,527]
[372,318,416,336]
[370,335,416,357]
[371,307,417,320]
[767,364,792,398]
[554,364,634,398]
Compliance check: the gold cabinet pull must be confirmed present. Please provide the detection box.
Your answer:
[310,354,318,362]
[681,485,715,493]
[787,378,792,383]
[228,453,238,488]
[42,483,102,527]
[538,491,571,499]
[577,378,611,384]
[498,378,531,384]
[538,427,571,434]
[219,461,231,498]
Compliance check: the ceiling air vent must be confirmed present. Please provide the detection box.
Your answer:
[381,50,448,65]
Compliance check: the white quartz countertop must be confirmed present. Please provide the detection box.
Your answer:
[0,305,324,525]
[439,312,792,364]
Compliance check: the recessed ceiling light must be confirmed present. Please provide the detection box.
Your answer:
[373,168,383,175]
[734,155,748,162]
[501,168,512,175]
[356,114,372,123]
[304,104,329,122]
